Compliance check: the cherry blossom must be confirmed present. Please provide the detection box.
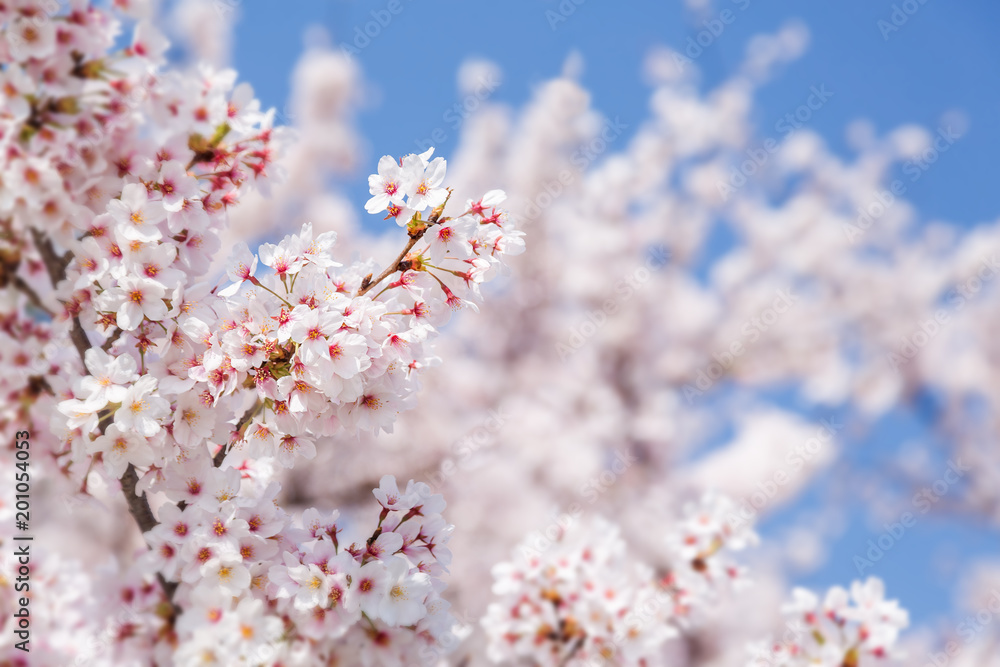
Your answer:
[88,422,155,478]
[483,492,758,666]
[746,577,909,666]
[366,154,413,214]
[77,348,139,407]
[1,2,974,666]
[108,183,167,242]
[113,374,169,437]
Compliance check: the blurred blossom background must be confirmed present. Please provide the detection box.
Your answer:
[52,0,1000,662]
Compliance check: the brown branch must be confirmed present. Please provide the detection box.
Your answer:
[557,636,585,667]
[68,316,90,366]
[101,327,123,351]
[118,460,158,542]
[121,462,179,609]
[28,227,70,285]
[29,227,178,606]
[355,192,451,298]
[356,235,422,298]
[10,275,54,316]
[213,399,263,467]
[212,442,226,468]
[28,227,90,364]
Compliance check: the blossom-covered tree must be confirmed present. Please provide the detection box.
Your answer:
[0,2,521,663]
[223,13,997,667]
[2,1,997,666]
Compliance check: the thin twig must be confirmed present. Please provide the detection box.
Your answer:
[356,192,452,298]
[557,637,585,667]
[356,235,422,298]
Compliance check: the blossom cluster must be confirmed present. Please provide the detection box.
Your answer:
[0,0,282,476]
[51,109,518,664]
[0,1,944,665]
[0,1,522,664]
[0,469,456,664]
[662,491,759,616]
[146,475,458,665]
[746,578,910,667]
[482,493,758,666]
[56,149,524,478]
[302,26,996,661]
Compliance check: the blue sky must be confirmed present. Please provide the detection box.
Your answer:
[222,0,1000,633]
[229,0,1000,229]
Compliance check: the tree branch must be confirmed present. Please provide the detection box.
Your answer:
[29,226,177,606]
[10,274,54,316]
[121,462,179,609]
[28,227,90,364]
[356,193,451,298]
[356,234,422,298]
[28,227,70,285]
[67,316,91,366]
[214,399,263,468]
